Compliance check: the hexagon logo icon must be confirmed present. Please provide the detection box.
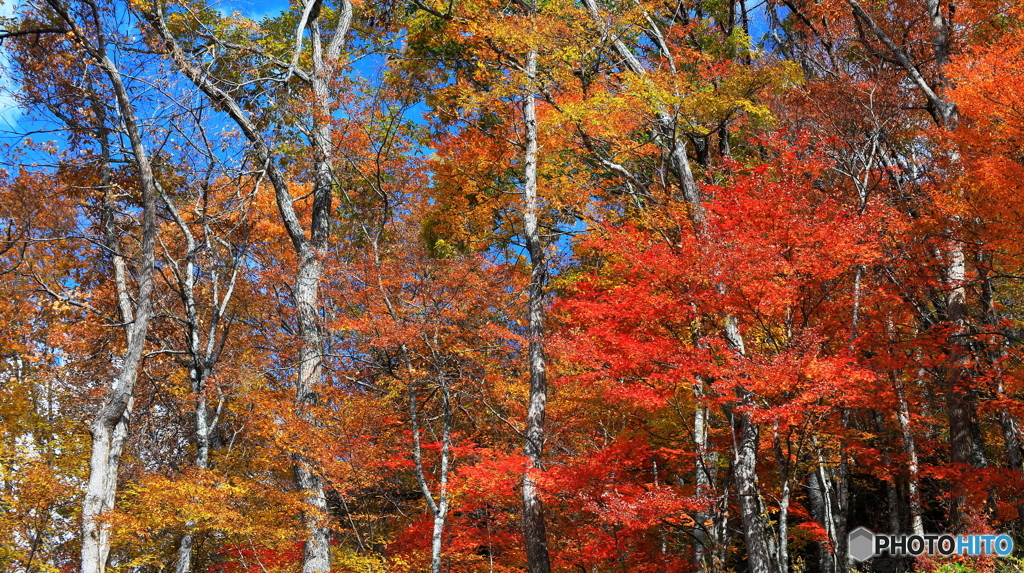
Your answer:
[848,527,875,562]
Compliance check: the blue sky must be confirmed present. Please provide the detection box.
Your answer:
[220,0,289,21]
[0,0,23,128]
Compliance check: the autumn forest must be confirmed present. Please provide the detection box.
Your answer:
[0,0,1022,571]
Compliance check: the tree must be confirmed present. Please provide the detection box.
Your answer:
[15,1,165,569]
[556,142,884,572]
[142,2,355,569]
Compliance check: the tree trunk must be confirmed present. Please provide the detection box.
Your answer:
[582,3,774,567]
[896,382,924,536]
[807,467,835,573]
[807,440,850,573]
[521,44,553,573]
[846,0,972,531]
[295,253,330,573]
[835,415,850,573]
[945,240,977,528]
[408,359,453,573]
[164,187,207,573]
[693,377,719,572]
[293,7,352,568]
[773,422,790,573]
[734,406,774,573]
[173,376,209,573]
[162,177,243,573]
[724,320,778,572]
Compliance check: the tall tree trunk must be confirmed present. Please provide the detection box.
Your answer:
[583,3,774,567]
[725,320,778,573]
[729,315,776,573]
[773,422,790,573]
[521,43,553,573]
[895,382,924,536]
[693,377,719,572]
[734,406,774,573]
[172,344,217,572]
[294,254,331,573]
[806,437,850,573]
[945,241,977,528]
[431,376,452,573]
[807,465,835,573]
[846,0,974,531]
[162,179,241,573]
[293,7,351,568]
[163,187,205,573]
[835,415,850,573]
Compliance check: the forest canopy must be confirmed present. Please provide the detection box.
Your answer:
[1,0,1023,572]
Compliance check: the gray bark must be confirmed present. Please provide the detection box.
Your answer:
[724,311,779,573]
[808,444,849,573]
[998,389,1024,527]
[835,418,850,573]
[944,240,978,528]
[806,467,835,573]
[170,202,210,573]
[294,252,331,573]
[772,422,790,573]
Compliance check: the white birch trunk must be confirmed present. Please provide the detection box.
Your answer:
[581,4,776,565]
[734,408,774,573]
[162,184,239,573]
